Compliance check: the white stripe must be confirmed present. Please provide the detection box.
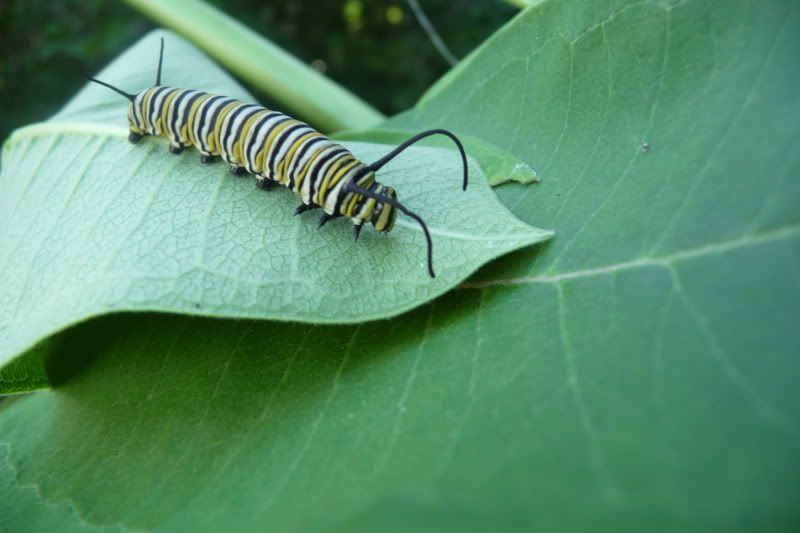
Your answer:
[148,87,171,135]
[273,125,314,185]
[324,177,349,213]
[291,138,335,191]
[173,90,202,143]
[285,135,322,183]
[312,151,348,207]
[261,119,297,179]
[217,103,245,163]
[199,97,234,153]
[245,112,285,174]
[300,144,339,204]
[239,111,268,172]
[133,92,146,129]
[224,105,260,162]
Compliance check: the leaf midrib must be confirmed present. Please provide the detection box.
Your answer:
[461,224,799,288]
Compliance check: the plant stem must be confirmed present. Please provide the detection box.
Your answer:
[122,0,384,132]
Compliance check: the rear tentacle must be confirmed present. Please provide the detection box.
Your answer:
[155,37,165,85]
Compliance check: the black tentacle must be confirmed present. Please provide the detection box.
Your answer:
[80,74,135,102]
[156,37,165,85]
[345,182,436,278]
[367,129,469,191]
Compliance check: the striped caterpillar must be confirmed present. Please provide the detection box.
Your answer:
[84,39,468,278]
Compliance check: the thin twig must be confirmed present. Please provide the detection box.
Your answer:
[406,0,458,67]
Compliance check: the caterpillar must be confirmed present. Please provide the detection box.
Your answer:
[83,38,468,278]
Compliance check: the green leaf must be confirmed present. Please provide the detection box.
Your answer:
[0,31,551,377]
[333,128,540,186]
[122,0,384,132]
[2,0,799,531]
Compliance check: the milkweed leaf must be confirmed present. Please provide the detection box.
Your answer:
[1,1,798,531]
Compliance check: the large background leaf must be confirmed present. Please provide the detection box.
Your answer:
[0,32,549,375]
[1,0,799,531]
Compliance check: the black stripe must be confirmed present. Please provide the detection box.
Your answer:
[171,91,205,142]
[221,104,259,159]
[288,136,327,190]
[363,182,383,222]
[333,166,370,214]
[253,116,292,173]
[147,87,173,132]
[200,95,233,151]
[193,95,225,148]
[133,92,146,129]
[244,112,281,172]
[166,90,190,137]
[267,123,309,179]
[308,148,348,204]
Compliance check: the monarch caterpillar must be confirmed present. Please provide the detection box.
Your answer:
[83,38,468,278]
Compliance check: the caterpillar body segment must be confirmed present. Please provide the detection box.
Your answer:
[83,38,470,278]
[128,85,399,235]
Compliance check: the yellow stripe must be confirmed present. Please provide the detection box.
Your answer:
[234,110,269,165]
[295,145,327,191]
[210,101,240,155]
[186,93,212,146]
[321,158,359,201]
[127,106,142,133]
[329,159,360,190]
[376,194,393,228]
[317,154,349,199]
[160,90,181,137]
[262,119,300,174]
[277,131,318,181]
[141,88,157,130]
[345,175,374,216]
[362,197,378,220]
[345,191,361,216]
[147,87,164,132]
[257,119,295,175]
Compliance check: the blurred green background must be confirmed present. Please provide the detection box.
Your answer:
[0,0,518,140]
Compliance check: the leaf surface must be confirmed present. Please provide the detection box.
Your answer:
[0,32,550,373]
[1,1,799,531]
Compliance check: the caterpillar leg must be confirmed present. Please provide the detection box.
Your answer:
[294,203,319,215]
[318,213,339,228]
[168,143,184,155]
[200,154,218,164]
[255,178,275,191]
[353,223,363,241]
[128,132,143,144]
[229,164,247,177]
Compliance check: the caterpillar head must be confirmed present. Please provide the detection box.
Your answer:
[345,181,435,277]
[356,127,469,277]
